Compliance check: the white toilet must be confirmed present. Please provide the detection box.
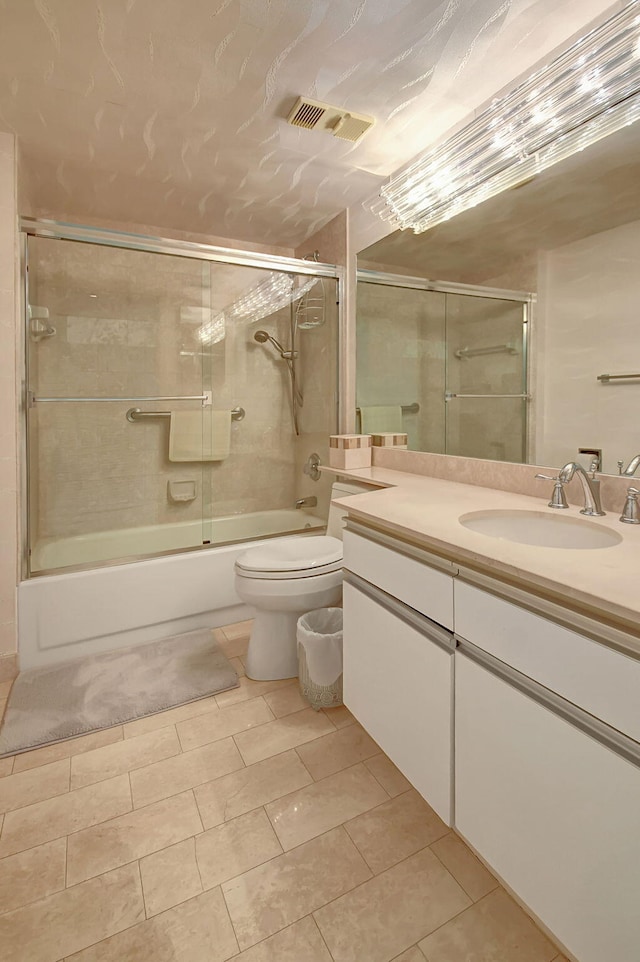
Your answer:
[234,481,369,680]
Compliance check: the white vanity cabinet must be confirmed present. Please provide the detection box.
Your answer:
[342,523,456,824]
[455,581,640,962]
[341,513,640,961]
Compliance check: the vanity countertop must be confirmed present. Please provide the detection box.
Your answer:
[325,465,640,636]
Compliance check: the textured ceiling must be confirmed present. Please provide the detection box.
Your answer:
[358,119,640,286]
[0,0,618,246]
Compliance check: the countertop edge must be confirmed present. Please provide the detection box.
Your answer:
[325,459,640,646]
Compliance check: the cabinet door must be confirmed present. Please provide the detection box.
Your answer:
[343,580,453,823]
[455,652,640,962]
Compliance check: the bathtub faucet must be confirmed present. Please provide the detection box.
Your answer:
[295,496,317,509]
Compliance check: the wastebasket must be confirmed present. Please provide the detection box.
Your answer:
[297,607,343,710]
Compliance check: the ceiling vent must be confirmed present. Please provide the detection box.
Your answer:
[287,97,375,143]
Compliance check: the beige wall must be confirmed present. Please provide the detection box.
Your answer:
[0,132,18,673]
[535,219,640,476]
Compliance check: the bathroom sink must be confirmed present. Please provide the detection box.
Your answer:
[459,509,622,549]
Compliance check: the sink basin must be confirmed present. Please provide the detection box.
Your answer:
[459,509,622,549]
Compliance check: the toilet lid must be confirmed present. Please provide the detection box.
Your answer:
[236,536,343,573]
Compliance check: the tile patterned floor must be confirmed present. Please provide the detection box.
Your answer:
[0,620,567,962]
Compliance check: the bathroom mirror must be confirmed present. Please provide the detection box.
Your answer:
[356,118,640,476]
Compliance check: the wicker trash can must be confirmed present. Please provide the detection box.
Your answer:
[297,607,343,710]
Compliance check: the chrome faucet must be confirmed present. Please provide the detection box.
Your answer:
[620,454,640,477]
[558,461,606,516]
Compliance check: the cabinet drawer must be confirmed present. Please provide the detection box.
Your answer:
[343,529,454,629]
[455,581,640,742]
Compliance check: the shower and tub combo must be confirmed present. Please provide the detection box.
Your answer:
[19,219,342,670]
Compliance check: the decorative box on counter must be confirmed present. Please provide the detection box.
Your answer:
[328,434,372,469]
[370,432,408,449]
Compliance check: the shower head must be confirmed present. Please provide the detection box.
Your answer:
[253,329,287,356]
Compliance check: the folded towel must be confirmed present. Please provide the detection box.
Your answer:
[359,405,403,434]
[169,409,231,462]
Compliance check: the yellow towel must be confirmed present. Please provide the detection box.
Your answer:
[169,409,231,462]
[359,405,403,434]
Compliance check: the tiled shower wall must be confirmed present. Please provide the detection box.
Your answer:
[28,238,336,544]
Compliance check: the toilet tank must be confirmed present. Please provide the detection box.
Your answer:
[327,481,374,540]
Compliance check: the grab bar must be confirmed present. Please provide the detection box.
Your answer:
[30,393,210,404]
[597,373,640,382]
[127,406,245,422]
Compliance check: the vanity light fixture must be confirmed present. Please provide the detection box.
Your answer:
[370,2,640,233]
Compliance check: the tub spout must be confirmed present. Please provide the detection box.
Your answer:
[295,496,317,509]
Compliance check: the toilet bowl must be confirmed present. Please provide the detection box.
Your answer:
[234,481,370,680]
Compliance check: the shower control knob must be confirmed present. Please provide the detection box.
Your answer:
[304,453,321,482]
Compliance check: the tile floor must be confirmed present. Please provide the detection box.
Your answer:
[0,620,569,962]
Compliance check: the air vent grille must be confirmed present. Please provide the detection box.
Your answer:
[289,100,327,129]
[287,97,375,143]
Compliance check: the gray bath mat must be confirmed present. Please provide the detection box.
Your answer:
[0,628,239,757]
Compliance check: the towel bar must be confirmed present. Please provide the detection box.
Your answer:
[127,406,245,422]
[355,403,419,415]
[31,394,210,404]
[444,393,531,400]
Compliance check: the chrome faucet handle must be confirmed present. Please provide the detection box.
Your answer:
[618,459,625,476]
[620,486,640,525]
[535,474,569,509]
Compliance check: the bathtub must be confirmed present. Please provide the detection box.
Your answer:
[19,509,324,670]
[32,509,324,571]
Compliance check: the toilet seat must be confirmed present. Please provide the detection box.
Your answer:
[235,536,343,580]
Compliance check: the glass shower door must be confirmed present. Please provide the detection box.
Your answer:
[444,293,528,462]
[356,274,529,461]
[356,281,446,452]
[26,235,212,572]
[200,262,338,545]
[26,235,339,574]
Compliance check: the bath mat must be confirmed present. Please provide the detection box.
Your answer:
[0,628,239,757]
